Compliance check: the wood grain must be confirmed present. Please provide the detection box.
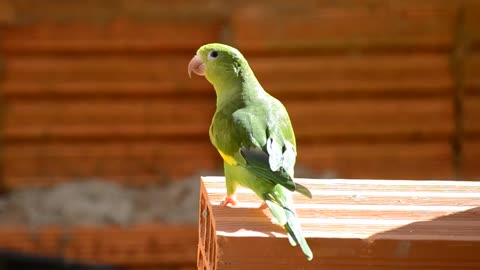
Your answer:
[199,176,480,269]
[465,95,480,136]
[251,53,453,96]
[4,97,453,140]
[231,1,457,52]
[464,139,480,180]
[3,140,220,188]
[0,224,197,269]
[297,141,453,180]
[0,20,222,53]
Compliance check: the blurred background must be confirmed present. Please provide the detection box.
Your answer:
[0,0,478,269]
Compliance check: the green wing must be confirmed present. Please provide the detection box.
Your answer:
[239,139,312,198]
[211,96,312,198]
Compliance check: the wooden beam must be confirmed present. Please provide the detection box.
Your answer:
[198,176,480,270]
[0,40,5,192]
[0,224,198,269]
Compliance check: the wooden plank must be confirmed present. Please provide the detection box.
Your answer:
[3,157,218,183]
[0,0,118,23]
[3,140,453,188]
[0,0,15,24]
[231,1,457,52]
[464,95,480,136]
[464,139,480,180]
[4,97,453,140]
[4,97,213,139]
[1,0,221,23]
[0,19,221,53]
[3,80,211,97]
[463,46,479,179]
[0,224,197,268]
[263,80,452,98]
[4,140,216,158]
[464,52,480,94]
[250,53,452,95]
[250,54,451,79]
[3,140,220,188]
[5,98,213,124]
[199,176,480,269]
[297,141,453,180]
[3,55,211,82]
[119,0,222,20]
[464,0,480,45]
[65,225,197,266]
[0,47,4,192]
[286,98,454,140]
[2,53,453,96]
[5,124,209,140]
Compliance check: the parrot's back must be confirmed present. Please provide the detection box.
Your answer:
[210,91,295,193]
[210,88,313,261]
[210,91,295,160]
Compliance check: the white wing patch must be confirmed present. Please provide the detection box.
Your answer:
[267,138,283,171]
[266,138,296,175]
[282,141,296,176]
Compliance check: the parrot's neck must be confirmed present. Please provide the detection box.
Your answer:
[213,68,265,109]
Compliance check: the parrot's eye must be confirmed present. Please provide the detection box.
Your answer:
[208,50,219,60]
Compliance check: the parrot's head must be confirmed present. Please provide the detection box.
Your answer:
[188,43,251,87]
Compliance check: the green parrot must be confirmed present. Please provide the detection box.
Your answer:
[188,43,313,261]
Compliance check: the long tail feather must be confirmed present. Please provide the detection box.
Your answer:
[284,207,313,261]
[264,196,313,261]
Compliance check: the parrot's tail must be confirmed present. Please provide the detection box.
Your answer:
[264,198,313,261]
[284,206,313,261]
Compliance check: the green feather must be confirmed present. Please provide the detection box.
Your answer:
[264,187,313,261]
[264,199,287,225]
[285,210,313,261]
[240,147,296,192]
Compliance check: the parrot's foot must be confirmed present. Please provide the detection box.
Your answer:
[220,195,238,207]
[259,201,268,210]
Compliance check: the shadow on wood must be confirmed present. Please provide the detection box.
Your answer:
[365,206,480,268]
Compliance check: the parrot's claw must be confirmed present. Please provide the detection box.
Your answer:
[220,195,238,207]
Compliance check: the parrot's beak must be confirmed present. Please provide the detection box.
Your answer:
[188,54,205,78]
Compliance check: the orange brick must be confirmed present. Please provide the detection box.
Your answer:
[0,225,197,268]
[464,139,480,180]
[297,141,453,180]
[4,140,220,188]
[464,95,480,136]
[3,55,209,83]
[5,98,214,139]
[3,80,211,98]
[0,0,15,23]
[0,19,222,53]
[285,97,454,140]
[249,53,453,96]
[231,1,457,52]
[465,0,480,44]
[465,52,480,94]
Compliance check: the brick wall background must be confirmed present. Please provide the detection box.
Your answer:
[0,0,478,189]
[0,1,479,269]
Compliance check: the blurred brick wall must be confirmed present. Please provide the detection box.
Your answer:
[0,0,478,189]
[463,1,480,180]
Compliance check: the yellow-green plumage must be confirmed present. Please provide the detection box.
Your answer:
[189,43,313,260]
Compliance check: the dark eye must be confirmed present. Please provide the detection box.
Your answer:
[208,50,219,60]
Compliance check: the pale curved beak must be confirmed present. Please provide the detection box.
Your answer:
[188,54,205,78]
